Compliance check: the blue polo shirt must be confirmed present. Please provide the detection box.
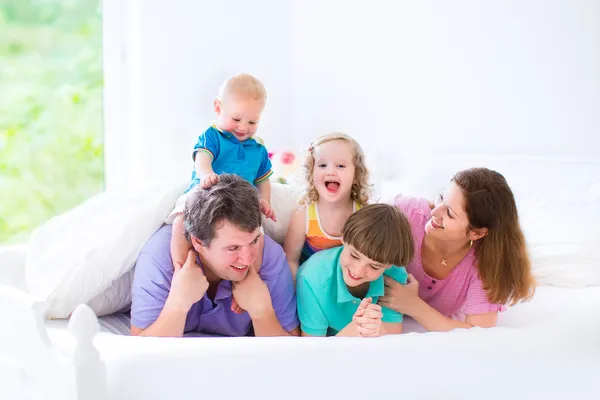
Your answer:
[296,246,408,336]
[187,125,273,192]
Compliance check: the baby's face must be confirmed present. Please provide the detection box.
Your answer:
[214,95,265,141]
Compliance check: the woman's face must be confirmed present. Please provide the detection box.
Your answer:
[425,182,473,243]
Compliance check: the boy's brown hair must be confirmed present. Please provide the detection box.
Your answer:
[342,204,414,266]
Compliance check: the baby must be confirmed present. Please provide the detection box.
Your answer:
[167,73,275,270]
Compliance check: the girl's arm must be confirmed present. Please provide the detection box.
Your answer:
[283,206,306,281]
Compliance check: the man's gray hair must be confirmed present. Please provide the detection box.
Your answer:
[183,174,262,246]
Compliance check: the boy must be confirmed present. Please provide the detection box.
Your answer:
[296,204,415,337]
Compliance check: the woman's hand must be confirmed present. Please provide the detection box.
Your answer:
[378,274,421,316]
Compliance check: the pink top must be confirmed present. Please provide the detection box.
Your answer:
[393,195,506,319]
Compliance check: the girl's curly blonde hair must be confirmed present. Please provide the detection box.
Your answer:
[299,132,371,206]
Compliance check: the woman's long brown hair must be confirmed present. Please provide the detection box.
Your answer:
[453,168,535,306]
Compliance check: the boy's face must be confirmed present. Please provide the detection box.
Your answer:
[339,243,390,287]
[214,95,265,141]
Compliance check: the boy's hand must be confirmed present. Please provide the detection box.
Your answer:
[352,298,383,337]
[200,173,219,189]
[259,199,277,221]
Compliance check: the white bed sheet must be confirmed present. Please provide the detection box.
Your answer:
[44,286,600,400]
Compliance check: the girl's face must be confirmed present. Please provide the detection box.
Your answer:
[312,140,356,203]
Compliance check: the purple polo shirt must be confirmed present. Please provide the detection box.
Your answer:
[130,224,299,336]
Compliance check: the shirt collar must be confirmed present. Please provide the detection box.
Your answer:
[335,249,385,303]
[214,280,233,301]
[212,124,258,146]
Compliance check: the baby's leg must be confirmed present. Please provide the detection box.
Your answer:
[170,213,192,269]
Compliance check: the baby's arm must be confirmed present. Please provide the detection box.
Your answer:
[283,206,307,281]
[257,180,276,221]
[170,214,192,270]
[194,152,219,188]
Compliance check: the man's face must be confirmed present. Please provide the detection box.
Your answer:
[194,219,262,282]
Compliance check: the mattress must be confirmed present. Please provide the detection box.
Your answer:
[42,286,600,399]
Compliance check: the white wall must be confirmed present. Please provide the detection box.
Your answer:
[103,0,294,190]
[103,0,600,190]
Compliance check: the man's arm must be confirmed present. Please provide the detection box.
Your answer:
[251,308,300,336]
[130,249,208,337]
[233,257,300,337]
[131,301,188,337]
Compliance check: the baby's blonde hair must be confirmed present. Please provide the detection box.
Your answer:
[299,133,371,206]
[217,73,267,104]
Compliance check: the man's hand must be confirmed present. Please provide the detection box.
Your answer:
[352,298,383,337]
[200,173,219,189]
[232,265,273,318]
[259,198,277,221]
[166,250,209,312]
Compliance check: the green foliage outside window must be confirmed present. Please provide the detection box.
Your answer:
[0,0,103,244]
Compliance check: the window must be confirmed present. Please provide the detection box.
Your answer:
[0,0,103,244]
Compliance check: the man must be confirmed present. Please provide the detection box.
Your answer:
[130,174,299,337]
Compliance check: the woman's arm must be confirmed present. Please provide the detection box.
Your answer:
[282,206,306,280]
[379,275,498,332]
[409,298,497,332]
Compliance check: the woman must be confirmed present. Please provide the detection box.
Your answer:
[379,168,535,331]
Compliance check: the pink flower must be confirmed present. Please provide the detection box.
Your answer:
[280,152,295,165]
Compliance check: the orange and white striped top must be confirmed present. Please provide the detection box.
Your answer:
[300,202,361,263]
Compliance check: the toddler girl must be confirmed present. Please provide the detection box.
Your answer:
[283,133,371,280]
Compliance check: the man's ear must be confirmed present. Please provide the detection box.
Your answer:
[190,236,205,254]
[214,98,222,115]
[469,227,488,242]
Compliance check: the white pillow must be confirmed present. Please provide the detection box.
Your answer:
[520,181,600,287]
[262,182,303,245]
[25,180,187,319]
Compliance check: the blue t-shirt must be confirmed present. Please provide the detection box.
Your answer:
[296,246,408,336]
[188,125,273,192]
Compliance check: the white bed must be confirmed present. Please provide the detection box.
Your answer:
[3,278,600,400]
[2,155,600,400]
